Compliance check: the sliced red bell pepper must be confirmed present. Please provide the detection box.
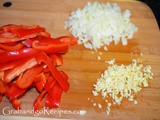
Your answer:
[0,43,24,51]
[36,52,69,92]
[0,24,74,110]
[31,37,60,44]
[0,49,7,53]
[0,25,17,39]
[6,83,27,101]
[2,24,45,36]
[45,94,61,108]
[42,67,50,73]
[0,48,39,63]
[0,94,2,103]
[0,61,16,71]
[2,24,39,32]
[22,36,76,49]
[16,66,43,89]
[44,78,56,93]
[56,36,77,46]
[21,38,32,47]
[18,25,42,30]
[0,36,21,43]
[0,62,15,71]
[0,28,4,34]
[50,54,63,67]
[11,26,45,38]
[59,70,69,81]
[2,24,20,32]
[38,32,51,38]
[34,73,46,92]
[0,80,8,95]
[0,25,45,43]
[4,57,37,83]
[0,58,32,72]
[47,82,63,100]
[0,71,4,80]
[31,40,69,54]
[36,76,62,110]
[33,90,47,111]
[0,33,39,43]
[0,31,17,38]
[12,99,21,110]
[22,37,55,48]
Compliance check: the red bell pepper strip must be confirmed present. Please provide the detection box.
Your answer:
[29,36,77,46]
[50,54,63,67]
[11,26,45,38]
[0,33,38,43]
[36,52,69,92]
[32,37,63,44]
[0,25,45,43]
[0,94,2,103]
[0,62,15,71]
[22,36,76,48]
[0,58,32,72]
[0,49,7,53]
[42,67,50,73]
[33,90,47,111]
[45,93,61,108]
[2,24,45,37]
[18,25,42,29]
[0,64,14,72]
[0,31,17,38]
[0,28,4,34]
[21,38,32,47]
[22,37,55,48]
[2,24,20,32]
[0,36,22,43]
[4,57,37,83]
[0,48,39,64]
[16,66,43,89]
[34,73,46,92]
[12,99,21,110]
[38,32,51,38]
[2,24,38,32]
[6,83,27,102]
[44,74,56,91]
[0,25,17,37]
[56,36,77,46]
[31,40,69,54]
[47,82,63,101]
[0,80,8,95]
[59,70,69,81]
[0,71,4,80]
[0,43,24,51]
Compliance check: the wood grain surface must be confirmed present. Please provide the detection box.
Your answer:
[0,0,160,119]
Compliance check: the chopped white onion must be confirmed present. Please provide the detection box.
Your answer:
[65,2,138,50]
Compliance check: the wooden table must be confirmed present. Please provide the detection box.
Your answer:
[0,0,160,119]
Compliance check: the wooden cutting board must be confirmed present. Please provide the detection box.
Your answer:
[0,0,160,119]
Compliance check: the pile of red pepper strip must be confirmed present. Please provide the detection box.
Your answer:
[0,24,77,111]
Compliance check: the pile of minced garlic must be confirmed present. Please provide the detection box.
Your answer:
[92,59,153,115]
[65,2,138,51]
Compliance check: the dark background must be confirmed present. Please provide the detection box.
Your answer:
[139,0,160,29]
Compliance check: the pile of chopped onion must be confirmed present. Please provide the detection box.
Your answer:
[65,2,138,50]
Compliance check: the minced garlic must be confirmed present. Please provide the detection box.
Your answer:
[97,56,101,60]
[92,59,153,115]
[98,103,102,108]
